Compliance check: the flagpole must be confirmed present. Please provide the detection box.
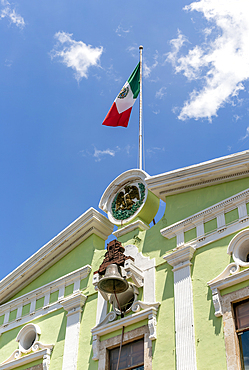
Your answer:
[139,45,143,170]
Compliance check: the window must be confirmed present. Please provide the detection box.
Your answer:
[109,339,144,370]
[234,300,249,369]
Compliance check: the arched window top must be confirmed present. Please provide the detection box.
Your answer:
[227,229,249,267]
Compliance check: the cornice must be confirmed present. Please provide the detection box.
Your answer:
[0,208,113,304]
[145,150,249,200]
[160,187,249,239]
[208,267,249,293]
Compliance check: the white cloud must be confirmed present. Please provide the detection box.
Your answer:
[155,87,167,99]
[1,0,25,28]
[167,0,249,121]
[50,32,103,81]
[144,52,158,78]
[146,147,165,158]
[4,59,12,67]
[241,126,249,140]
[116,24,132,37]
[93,146,120,162]
[233,114,242,121]
[166,30,188,67]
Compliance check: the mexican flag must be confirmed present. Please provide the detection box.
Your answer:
[102,63,140,127]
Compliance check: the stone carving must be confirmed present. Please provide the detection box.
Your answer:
[131,301,160,313]
[94,310,117,329]
[96,240,133,276]
[92,334,99,361]
[148,311,158,340]
[212,288,223,317]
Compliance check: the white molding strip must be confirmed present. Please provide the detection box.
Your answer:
[113,220,149,238]
[0,265,91,335]
[164,246,197,370]
[146,150,249,199]
[0,208,113,304]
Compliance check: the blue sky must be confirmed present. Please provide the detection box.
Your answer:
[1,0,249,280]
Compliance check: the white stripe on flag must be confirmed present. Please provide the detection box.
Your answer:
[115,82,136,114]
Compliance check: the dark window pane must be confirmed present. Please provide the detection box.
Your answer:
[240,331,249,370]
[235,301,249,330]
[109,339,144,370]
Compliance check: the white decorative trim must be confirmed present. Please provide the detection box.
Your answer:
[60,291,87,316]
[208,265,249,317]
[95,291,107,325]
[211,288,223,317]
[124,245,156,302]
[99,169,150,226]
[146,150,249,199]
[164,245,195,267]
[208,229,249,317]
[61,291,87,370]
[0,208,112,304]
[0,265,91,335]
[165,246,197,370]
[209,267,249,292]
[0,343,53,369]
[227,229,249,267]
[113,220,149,238]
[91,307,159,361]
[195,219,249,251]
[123,259,144,287]
[16,323,41,353]
[161,188,249,240]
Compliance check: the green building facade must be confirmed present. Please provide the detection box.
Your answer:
[0,150,249,369]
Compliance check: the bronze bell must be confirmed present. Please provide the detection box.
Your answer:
[97,264,129,294]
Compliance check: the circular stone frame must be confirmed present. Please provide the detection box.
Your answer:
[227,229,249,267]
[16,323,41,353]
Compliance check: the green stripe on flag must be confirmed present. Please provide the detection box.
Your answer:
[128,63,140,99]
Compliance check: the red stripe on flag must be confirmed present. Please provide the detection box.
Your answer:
[102,103,132,128]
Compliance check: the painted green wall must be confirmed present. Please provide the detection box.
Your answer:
[0,309,66,368]
[1,174,249,369]
[12,234,106,300]
[221,280,249,296]
[164,177,249,226]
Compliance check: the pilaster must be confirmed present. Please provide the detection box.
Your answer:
[164,245,197,370]
[61,291,87,370]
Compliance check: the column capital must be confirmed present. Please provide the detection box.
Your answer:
[164,245,195,269]
[61,291,87,316]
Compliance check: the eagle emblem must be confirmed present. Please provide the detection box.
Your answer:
[111,183,146,221]
[115,185,140,211]
[118,86,129,99]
